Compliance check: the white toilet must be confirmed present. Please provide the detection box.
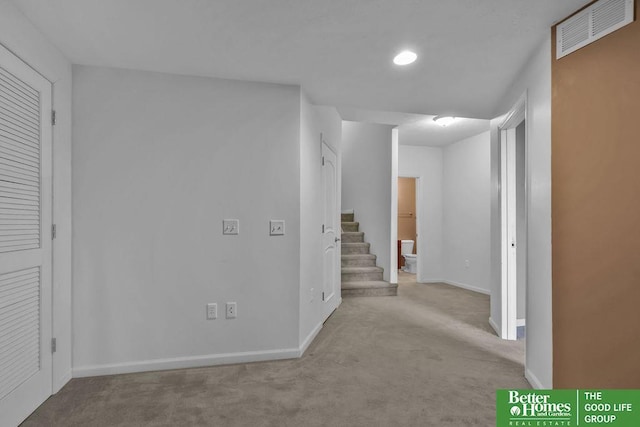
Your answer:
[400,240,417,274]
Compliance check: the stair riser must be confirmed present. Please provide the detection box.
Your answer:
[341,233,364,243]
[342,271,384,282]
[341,222,359,232]
[341,244,370,255]
[341,258,376,267]
[342,287,398,297]
[338,212,397,298]
[341,213,354,222]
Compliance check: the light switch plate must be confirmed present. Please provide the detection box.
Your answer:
[206,303,217,320]
[270,220,285,236]
[223,219,239,235]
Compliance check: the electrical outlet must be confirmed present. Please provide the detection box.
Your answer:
[223,219,239,235]
[206,303,217,320]
[270,220,285,236]
[465,259,470,268]
[226,302,237,319]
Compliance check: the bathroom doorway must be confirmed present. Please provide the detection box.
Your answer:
[398,177,418,276]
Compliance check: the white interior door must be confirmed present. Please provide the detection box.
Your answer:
[498,95,526,342]
[506,128,518,340]
[0,44,53,427]
[322,141,339,318]
[500,127,518,340]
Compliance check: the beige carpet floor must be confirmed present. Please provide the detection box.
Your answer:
[23,274,528,426]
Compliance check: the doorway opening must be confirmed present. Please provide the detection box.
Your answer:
[397,177,418,279]
[499,96,527,341]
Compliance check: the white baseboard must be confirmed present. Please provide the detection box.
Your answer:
[53,370,72,393]
[299,322,323,357]
[421,278,445,283]
[73,347,301,378]
[73,323,327,379]
[517,318,526,327]
[442,280,490,295]
[525,368,548,390]
[489,317,500,336]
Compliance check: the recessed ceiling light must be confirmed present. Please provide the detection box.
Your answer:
[433,116,455,127]
[393,50,417,66]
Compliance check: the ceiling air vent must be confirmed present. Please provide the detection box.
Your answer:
[556,0,635,59]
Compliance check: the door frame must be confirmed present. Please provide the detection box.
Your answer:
[499,92,527,341]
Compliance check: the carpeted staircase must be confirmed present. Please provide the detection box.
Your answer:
[341,212,398,297]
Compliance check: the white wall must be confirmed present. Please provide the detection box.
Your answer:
[0,0,72,393]
[73,65,304,375]
[491,36,553,389]
[299,92,341,348]
[390,129,398,285]
[398,145,443,282]
[442,132,492,294]
[341,122,392,281]
[398,138,489,291]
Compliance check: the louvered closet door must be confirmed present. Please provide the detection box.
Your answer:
[0,44,52,427]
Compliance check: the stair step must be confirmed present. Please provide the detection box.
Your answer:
[341,281,398,297]
[341,266,384,282]
[341,254,377,267]
[341,242,370,255]
[341,232,364,243]
[341,222,359,232]
[341,213,354,222]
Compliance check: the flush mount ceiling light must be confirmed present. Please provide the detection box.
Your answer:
[393,50,417,66]
[433,116,455,127]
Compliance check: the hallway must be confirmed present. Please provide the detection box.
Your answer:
[24,281,527,426]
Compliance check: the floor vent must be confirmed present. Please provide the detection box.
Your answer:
[556,0,634,59]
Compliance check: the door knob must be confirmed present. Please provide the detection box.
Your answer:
[335,238,341,242]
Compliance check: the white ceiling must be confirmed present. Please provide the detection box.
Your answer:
[399,116,491,147]
[337,107,490,147]
[12,0,588,122]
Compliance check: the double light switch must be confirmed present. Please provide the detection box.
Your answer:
[270,220,285,236]
[223,219,239,235]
